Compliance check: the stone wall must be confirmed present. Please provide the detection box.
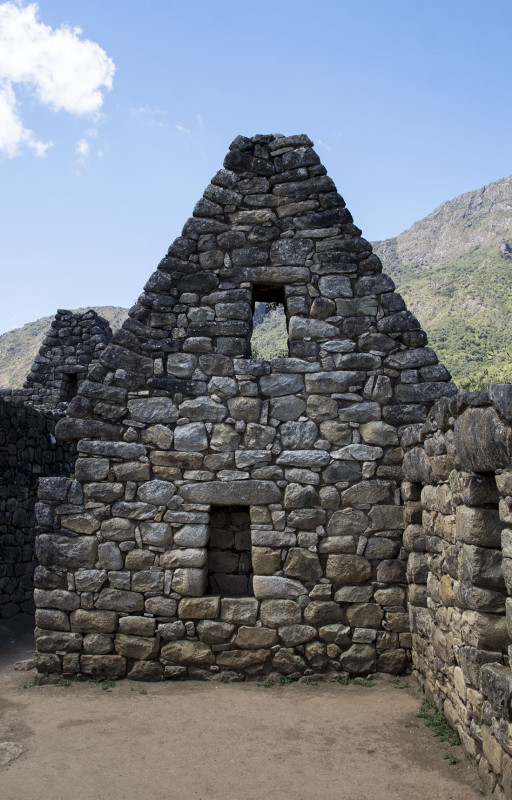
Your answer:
[0,309,112,617]
[0,396,75,618]
[402,386,512,799]
[24,309,112,410]
[33,133,456,683]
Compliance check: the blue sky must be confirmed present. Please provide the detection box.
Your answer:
[0,0,511,334]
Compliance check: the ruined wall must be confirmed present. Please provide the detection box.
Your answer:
[0,309,112,617]
[403,386,512,799]
[33,133,455,682]
[0,397,75,618]
[24,308,112,410]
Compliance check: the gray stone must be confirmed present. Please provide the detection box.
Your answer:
[260,599,302,627]
[172,568,207,596]
[326,555,372,586]
[278,624,317,646]
[161,640,215,666]
[180,481,281,505]
[253,576,307,599]
[174,422,208,451]
[128,397,179,424]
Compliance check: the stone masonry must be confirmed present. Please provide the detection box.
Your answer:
[402,386,512,798]
[0,309,113,617]
[33,133,458,684]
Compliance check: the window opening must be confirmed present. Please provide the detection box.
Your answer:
[207,506,253,597]
[250,285,288,359]
[60,372,79,402]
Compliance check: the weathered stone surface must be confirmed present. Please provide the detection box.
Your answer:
[36,534,97,569]
[454,407,512,472]
[278,624,317,647]
[179,597,220,619]
[196,620,234,643]
[303,601,344,626]
[80,655,127,678]
[172,568,207,596]
[272,648,306,675]
[180,481,281,505]
[217,649,270,670]
[95,589,144,613]
[221,598,259,625]
[235,626,277,649]
[260,600,301,627]
[128,397,179,424]
[346,603,383,629]
[283,548,322,581]
[253,576,307,599]
[115,634,160,660]
[456,506,501,548]
[161,640,215,666]
[326,555,372,587]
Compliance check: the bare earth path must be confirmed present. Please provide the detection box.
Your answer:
[0,616,484,800]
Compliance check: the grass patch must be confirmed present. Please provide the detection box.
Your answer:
[444,753,460,765]
[279,675,293,685]
[58,678,71,687]
[256,679,275,689]
[387,677,410,689]
[417,700,460,746]
[336,675,374,687]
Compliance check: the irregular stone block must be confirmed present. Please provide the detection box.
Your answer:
[36,534,97,569]
[461,611,509,651]
[115,634,160,660]
[339,644,376,674]
[346,603,383,629]
[303,601,344,626]
[179,597,220,619]
[180,481,281,505]
[326,554,372,587]
[127,397,179,424]
[235,626,277,649]
[260,599,301,627]
[272,648,306,675]
[161,640,215,666]
[456,506,502,548]
[253,576,307,599]
[196,620,234,643]
[284,548,322,581]
[173,568,207,596]
[95,589,144,613]
[217,649,270,670]
[455,407,512,472]
[79,654,127,678]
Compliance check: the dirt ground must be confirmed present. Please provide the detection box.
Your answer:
[0,615,485,800]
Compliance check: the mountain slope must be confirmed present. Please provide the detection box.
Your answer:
[372,176,512,388]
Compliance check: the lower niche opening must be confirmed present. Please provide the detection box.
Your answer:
[60,372,79,402]
[207,505,253,597]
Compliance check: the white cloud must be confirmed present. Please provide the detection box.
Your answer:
[75,138,89,157]
[0,1,115,158]
[175,123,191,134]
[196,112,203,129]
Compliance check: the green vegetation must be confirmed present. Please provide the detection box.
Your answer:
[416,699,460,746]
[256,678,275,688]
[335,675,374,687]
[251,306,288,360]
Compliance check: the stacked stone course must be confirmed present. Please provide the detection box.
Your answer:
[403,386,512,798]
[0,309,112,617]
[34,133,456,684]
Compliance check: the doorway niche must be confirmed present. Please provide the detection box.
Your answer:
[207,506,253,597]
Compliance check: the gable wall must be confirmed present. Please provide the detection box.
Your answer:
[33,134,456,681]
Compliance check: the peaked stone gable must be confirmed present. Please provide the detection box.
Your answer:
[24,308,112,409]
[35,134,457,681]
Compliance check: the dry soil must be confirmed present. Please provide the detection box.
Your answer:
[0,615,485,800]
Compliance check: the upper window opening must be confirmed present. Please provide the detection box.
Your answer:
[60,372,79,402]
[250,285,289,359]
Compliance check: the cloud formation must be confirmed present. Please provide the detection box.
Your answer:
[0,1,115,157]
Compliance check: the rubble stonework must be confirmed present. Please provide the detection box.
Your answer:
[0,309,112,617]
[0,397,74,617]
[34,133,457,683]
[402,387,512,798]
[24,308,112,410]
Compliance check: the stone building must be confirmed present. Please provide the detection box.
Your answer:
[0,309,112,617]
[34,133,456,681]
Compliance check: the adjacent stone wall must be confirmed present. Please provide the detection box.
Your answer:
[0,309,113,617]
[33,133,456,683]
[402,386,512,799]
[0,397,75,618]
[24,309,112,410]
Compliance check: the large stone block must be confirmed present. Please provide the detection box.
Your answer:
[339,644,376,674]
[253,576,307,599]
[36,534,97,569]
[161,640,215,666]
[115,634,160,660]
[456,506,502,548]
[326,554,372,587]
